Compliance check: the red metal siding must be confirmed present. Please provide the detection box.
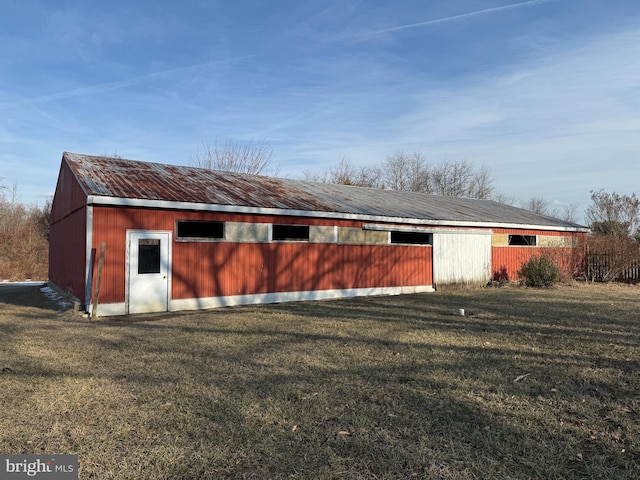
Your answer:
[171,242,432,299]
[50,161,88,224]
[491,229,586,281]
[89,206,433,305]
[49,159,90,301]
[492,246,539,281]
[49,206,87,300]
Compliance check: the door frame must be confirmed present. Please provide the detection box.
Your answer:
[125,229,172,314]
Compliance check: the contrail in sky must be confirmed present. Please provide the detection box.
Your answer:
[0,55,254,109]
[348,0,552,39]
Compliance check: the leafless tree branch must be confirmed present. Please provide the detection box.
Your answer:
[189,137,276,175]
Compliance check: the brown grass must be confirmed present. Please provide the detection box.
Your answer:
[1,283,639,479]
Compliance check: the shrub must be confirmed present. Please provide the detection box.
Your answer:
[518,256,559,287]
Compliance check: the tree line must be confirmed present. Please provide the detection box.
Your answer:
[0,180,50,281]
[302,153,494,198]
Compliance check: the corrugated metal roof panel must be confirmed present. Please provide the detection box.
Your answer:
[62,152,586,230]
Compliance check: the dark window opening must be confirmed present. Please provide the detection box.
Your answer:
[138,239,161,274]
[272,224,309,241]
[177,220,224,240]
[508,234,537,246]
[390,231,433,245]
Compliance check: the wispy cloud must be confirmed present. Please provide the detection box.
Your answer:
[0,55,254,109]
[3,0,638,215]
[346,0,552,39]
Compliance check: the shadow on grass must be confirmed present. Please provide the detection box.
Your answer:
[0,284,59,312]
[3,286,640,478]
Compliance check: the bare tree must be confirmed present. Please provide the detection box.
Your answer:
[0,180,18,204]
[329,157,358,186]
[302,150,496,199]
[490,192,518,206]
[522,198,584,223]
[521,197,580,223]
[585,189,640,239]
[189,137,275,175]
[301,168,327,183]
[102,151,124,159]
[382,153,495,199]
[303,157,383,188]
[522,197,550,216]
[557,203,579,223]
[381,151,428,192]
[428,159,477,197]
[465,164,494,200]
[34,197,52,241]
[553,202,578,223]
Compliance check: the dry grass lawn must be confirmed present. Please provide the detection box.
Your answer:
[0,282,639,479]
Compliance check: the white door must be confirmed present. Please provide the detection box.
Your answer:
[127,231,171,314]
[433,232,492,288]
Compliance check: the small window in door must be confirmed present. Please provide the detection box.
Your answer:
[138,239,161,274]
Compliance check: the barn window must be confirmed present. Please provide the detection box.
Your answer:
[390,231,433,245]
[138,239,161,274]
[176,220,224,240]
[508,234,537,246]
[272,224,310,241]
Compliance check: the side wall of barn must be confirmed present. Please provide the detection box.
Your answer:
[89,206,434,313]
[491,228,586,282]
[49,161,89,302]
[83,205,586,315]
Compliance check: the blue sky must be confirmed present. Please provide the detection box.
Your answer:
[1,0,639,221]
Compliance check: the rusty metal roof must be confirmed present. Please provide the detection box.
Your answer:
[62,152,586,230]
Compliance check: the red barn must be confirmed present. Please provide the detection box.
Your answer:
[49,152,588,316]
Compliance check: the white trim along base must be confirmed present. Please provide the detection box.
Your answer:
[87,301,127,317]
[88,285,435,317]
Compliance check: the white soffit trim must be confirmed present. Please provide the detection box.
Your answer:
[87,195,588,233]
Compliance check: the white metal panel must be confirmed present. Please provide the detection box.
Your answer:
[433,232,492,287]
[225,222,270,242]
[309,225,338,243]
